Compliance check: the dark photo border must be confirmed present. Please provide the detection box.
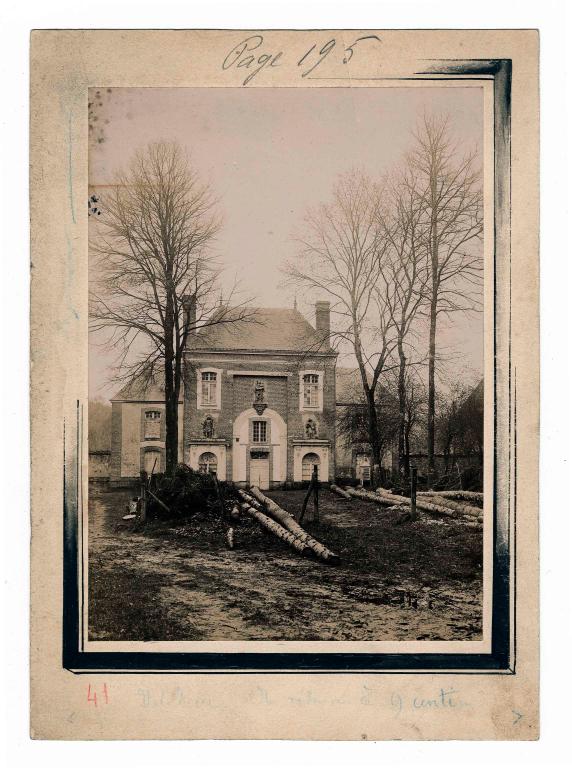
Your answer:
[64,58,514,674]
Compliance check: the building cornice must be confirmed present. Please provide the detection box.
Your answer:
[110,399,183,404]
[226,370,292,378]
[185,347,337,359]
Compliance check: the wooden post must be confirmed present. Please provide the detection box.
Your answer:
[300,469,318,524]
[410,465,418,521]
[313,465,319,523]
[139,470,148,523]
[212,470,226,518]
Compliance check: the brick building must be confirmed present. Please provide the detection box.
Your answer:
[109,375,184,483]
[109,301,338,488]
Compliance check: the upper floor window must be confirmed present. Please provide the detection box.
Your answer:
[144,409,161,439]
[201,371,217,406]
[303,373,320,408]
[252,420,268,443]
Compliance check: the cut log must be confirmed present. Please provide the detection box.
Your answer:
[376,489,458,518]
[350,486,458,519]
[330,484,353,500]
[246,487,340,564]
[239,502,310,556]
[417,493,483,519]
[419,490,483,505]
[345,487,396,506]
[248,486,312,539]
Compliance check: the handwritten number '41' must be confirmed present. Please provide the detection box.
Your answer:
[87,683,109,707]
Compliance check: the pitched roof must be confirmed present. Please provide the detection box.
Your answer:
[111,372,171,402]
[190,307,335,354]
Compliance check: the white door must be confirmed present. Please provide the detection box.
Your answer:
[250,458,270,490]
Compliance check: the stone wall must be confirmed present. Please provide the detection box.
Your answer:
[89,450,110,480]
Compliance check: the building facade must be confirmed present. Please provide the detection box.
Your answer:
[183,302,338,489]
[109,376,184,484]
[108,302,338,488]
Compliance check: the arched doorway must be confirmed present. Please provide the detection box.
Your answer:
[198,451,218,475]
[302,452,320,482]
[232,407,287,485]
[143,448,162,475]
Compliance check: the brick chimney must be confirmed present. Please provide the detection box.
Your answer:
[315,300,330,339]
[182,294,197,336]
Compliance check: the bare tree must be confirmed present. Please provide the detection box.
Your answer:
[90,141,251,476]
[377,168,429,477]
[436,378,484,470]
[408,114,483,485]
[284,170,397,486]
[336,378,400,475]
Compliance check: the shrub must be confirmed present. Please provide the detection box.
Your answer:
[335,475,360,488]
[147,464,231,520]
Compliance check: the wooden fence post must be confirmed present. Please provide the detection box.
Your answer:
[139,470,148,523]
[410,465,418,521]
[212,470,226,518]
[313,465,319,523]
[300,467,319,524]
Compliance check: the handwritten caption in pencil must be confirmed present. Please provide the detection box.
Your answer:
[221,34,382,86]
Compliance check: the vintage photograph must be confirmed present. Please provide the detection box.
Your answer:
[87,85,486,644]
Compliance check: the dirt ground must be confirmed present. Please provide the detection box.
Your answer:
[88,485,483,642]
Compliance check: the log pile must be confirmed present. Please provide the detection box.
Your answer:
[238,487,340,564]
[416,493,482,519]
[343,486,483,526]
[419,490,483,506]
[238,499,311,555]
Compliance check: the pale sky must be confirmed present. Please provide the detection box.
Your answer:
[89,86,484,401]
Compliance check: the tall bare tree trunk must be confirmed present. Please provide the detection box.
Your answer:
[365,387,383,487]
[163,294,178,477]
[397,342,409,478]
[427,164,439,488]
[427,292,437,487]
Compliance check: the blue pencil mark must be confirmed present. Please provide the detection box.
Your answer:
[66,231,79,320]
[68,110,76,224]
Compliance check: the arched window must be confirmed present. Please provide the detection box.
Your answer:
[198,451,218,475]
[302,452,320,482]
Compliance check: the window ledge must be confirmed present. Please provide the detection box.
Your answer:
[292,439,331,446]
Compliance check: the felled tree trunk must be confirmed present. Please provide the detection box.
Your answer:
[239,502,310,555]
[345,486,465,520]
[419,490,483,505]
[417,493,482,519]
[330,484,353,500]
[248,487,310,538]
[245,487,339,564]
